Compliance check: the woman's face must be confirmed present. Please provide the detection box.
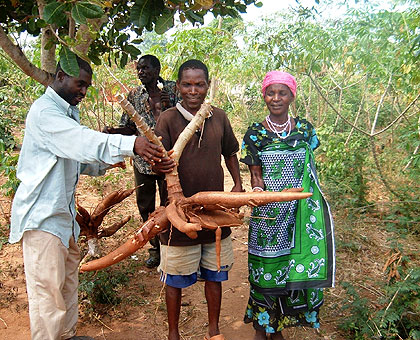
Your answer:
[264,83,294,116]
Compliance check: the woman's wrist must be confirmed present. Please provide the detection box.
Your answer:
[252,186,264,192]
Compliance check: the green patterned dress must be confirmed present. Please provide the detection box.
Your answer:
[240,117,335,334]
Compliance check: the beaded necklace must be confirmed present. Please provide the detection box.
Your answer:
[265,115,291,139]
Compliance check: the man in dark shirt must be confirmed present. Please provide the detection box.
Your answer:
[104,55,179,268]
[154,59,243,340]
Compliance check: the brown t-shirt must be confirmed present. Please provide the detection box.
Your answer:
[155,106,239,246]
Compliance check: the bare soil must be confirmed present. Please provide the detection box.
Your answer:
[1,162,416,340]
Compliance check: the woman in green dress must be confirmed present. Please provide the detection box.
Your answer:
[240,71,335,340]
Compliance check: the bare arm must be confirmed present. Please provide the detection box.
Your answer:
[102,126,136,135]
[224,153,244,192]
[249,165,264,191]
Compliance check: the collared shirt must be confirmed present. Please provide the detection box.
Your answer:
[9,87,137,247]
[119,78,179,175]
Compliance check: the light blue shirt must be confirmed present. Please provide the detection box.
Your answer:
[9,87,137,247]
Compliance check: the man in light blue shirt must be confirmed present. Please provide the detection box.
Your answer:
[9,56,173,340]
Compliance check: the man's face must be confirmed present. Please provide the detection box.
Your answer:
[176,68,209,114]
[137,59,159,85]
[57,69,92,106]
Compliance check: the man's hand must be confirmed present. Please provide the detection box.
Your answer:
[134,136,170,166]
[152,156,175,174]
[103,126,136,136]
[160,90,170,109]
[110,161,126,170]
[103,126,117,134]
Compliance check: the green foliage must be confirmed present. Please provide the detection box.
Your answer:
[79,268,130,306]
[0,0,259,76]
[316,127,369,207]
[340,267,420,340]
[0,106,15,151]
[385,201,420,235]
[0,146,19,198]
[79,258,146,314]
[0,90,20,199]
[339,281,375,339]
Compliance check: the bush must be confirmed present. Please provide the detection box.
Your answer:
[316,126,369,207]
[339,267,420,340]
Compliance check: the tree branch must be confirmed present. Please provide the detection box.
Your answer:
[307,72,370,135]
[371,73,393,135]
[372,92,420,137]
[0,26,53,86]
[308,72,420,138]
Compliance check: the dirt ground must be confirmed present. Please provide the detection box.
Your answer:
[0,162,381,340]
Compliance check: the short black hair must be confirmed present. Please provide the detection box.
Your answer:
[178,59,209,82]
[55,55,93,76]
[137,55,161,71]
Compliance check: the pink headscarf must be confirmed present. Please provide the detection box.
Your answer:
[261,71,297,97]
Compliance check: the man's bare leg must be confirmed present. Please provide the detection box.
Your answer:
[166,285,182,340]
[205,281,222,337]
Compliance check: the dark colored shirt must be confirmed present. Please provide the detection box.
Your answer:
[119,78,179,174]
[155,106,239,246]
[240,117,320,166]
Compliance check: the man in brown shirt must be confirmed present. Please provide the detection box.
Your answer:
[154,59,243,340]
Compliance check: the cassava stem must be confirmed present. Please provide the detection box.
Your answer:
[116,94,166,152]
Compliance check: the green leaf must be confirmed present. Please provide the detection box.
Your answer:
[116,33,129,47]
[88,54,102,66]
[28,18,37,33]
[155,9,174,34]
[130,0,152,29]
[123,44,141,57]
[59,47,79,78]
[36,19,47,28]
[120,52,128,68]
[255,2,263,7]
[43,2,68,26]
[72,2,103,25]
[184,10,204,25]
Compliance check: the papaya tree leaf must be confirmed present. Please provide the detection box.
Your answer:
[59,47,79,78]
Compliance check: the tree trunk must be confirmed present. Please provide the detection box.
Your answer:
[40,27,57,74]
